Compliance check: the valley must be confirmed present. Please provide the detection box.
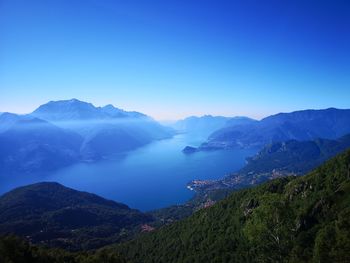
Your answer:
[0,132,256,211]
[1,105,350,262]
[1,148,349,262]
[2,1,349,261]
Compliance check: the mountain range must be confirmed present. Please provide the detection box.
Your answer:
[240,133,350,175]
[1,104,350,262]
[161,133,350,224]
[188,133,350,196]
[0,99,174,173]
[31,99,147,121]
[0,114,83,172]
[1,147,349,262]
[201,108,350,150]
[115,149,350,262]
[2,105,350,173]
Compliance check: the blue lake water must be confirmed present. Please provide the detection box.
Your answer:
[0,134,257,211]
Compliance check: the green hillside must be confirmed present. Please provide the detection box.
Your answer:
[116,149,350,262]
[0,182,153,250]
[1,150,349,262]
[0,235,128,263]
[240,134,350,175]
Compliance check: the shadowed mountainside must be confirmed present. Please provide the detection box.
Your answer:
[0,182,154,250]
[0,99,174,172]
[202,108,350,150]
[0,115,83,172]
[173,115,254,138]
[116,149,350,262]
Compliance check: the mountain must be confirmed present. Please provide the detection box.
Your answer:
[0,182,154,250]
[172,115,230,136]
[189,134,350,195]
[158,135,350,225]
[0,116,83,172]
[31,98,147,121]
[225,116,257,127]
[0,100,174,172]
[0,112,22,133]
[240,133,350,175]
[172,115,254,138]
[116,149,350,262]
[101,104,147,119]
[1,150,349,262]
[204,108,350,150]
[31,99,174,157]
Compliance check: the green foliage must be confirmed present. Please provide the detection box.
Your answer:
[241,134,350,175]
[1,148,350,263]
[0,182,153,250]
[0,235,128,263]
[149,188,232,225]
[114,149,350,262]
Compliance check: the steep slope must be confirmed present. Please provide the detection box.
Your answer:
[188,134,350,206]
[205,108,350,149]
[157,136,350,224]
[0,235,128,263]
[0,117,83,172]
[79,119,173,158]
[240,134,350,175]
[215,134,350,191]
[0,182,153,250]
[0,100,174,172]
[117,149,350,262]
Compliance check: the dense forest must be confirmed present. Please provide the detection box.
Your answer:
[1,149,350,262]
[0,182,153,250]
[0,235,128,263]
[116,149,350,262]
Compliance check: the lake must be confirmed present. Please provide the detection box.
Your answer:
[0,134,257,211]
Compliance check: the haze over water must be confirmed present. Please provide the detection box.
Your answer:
[0,134,256,211]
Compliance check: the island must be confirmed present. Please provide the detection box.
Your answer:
[182,146,198,154]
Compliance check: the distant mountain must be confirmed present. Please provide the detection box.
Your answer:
[240,133,350,175]
[2,151,350,262]
[0,112,22,133]
[31,98,147,121]
[0,116,83,172]
[224,116,257,127]
[31,99,174,158]
[0,182,153,250]
[167,134,350,223]
[204,108,350,149]
[101,104,147,119]
[0,100,174,172]
[189,134,350,194]
[116,149,350,262]
[172,115,230,136]
[171,115,254,142]
[172,115,254,138]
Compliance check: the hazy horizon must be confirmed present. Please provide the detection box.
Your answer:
[1,1,350,259]
[2,98,350,122]
[1,0,349,120]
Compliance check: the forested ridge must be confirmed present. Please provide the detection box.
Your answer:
[1,149,350,262]
[116,149,350,262]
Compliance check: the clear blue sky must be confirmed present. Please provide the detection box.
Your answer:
[1,0,349,120]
